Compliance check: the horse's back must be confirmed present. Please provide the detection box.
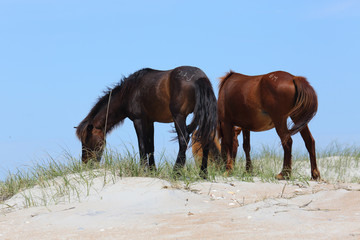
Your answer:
[218,71,297,131]
[134,66,210,123]
[170,66,208,83]
[135,69,174,122]
[218,73,265,129]
[219,71,296,108]
[218,72,263,110]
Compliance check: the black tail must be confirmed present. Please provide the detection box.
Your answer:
[187,77,218,148]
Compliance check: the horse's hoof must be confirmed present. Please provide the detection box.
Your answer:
[199,171,208,179]
[246,166,254,176]
[172,168,182,179]
[225,164,234,173]
[311,169,321,181]
[223,170,231,177]
[275,172,290,180]
[245,163,253,173]
[275,173,285,180]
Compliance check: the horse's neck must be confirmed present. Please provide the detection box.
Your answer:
[105,110,126,134]
[93,95,127,134]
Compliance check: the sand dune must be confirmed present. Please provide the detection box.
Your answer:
[1,177,360,239]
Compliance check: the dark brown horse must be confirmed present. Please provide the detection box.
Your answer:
[218,70,320,180]
[76,66,217,176]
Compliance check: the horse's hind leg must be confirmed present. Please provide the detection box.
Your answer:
[299,125,320,180]
[200,144,209,179]
[173,114,190,172]
[242,129,253,172]
[274,119,293,180]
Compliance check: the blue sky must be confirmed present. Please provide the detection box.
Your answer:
[1,0,359,180]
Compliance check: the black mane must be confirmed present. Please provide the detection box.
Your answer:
[91,68,152,119]
[76,68,152,140]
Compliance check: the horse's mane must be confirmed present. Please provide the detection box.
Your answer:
[76,68,152,140]
[219,70,234,91]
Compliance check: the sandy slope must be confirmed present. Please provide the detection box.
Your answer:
[1,177,360,240]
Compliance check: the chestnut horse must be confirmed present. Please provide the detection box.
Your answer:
[76,66,217,176]
[218,71,320,180]
[192,127,241,167]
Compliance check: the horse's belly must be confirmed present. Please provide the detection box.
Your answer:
[144,104,173,123]
[154,110,173,123]
[252,121,274,132]
[252,113,274,131]
[238,112,274,132]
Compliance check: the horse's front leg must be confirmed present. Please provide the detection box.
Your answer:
[146,122,156,171]
[220,121,235,171]
[133,119,148,168]
[242,129,253,172]
[173,114,189,172]
[274,119,293,180]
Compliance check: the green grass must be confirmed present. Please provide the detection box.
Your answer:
[1,143,359,208]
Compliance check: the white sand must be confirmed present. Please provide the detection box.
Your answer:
[1,177,360,240]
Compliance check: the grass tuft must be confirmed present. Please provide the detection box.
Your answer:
[1,143,359,208]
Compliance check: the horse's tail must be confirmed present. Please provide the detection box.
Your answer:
[187,77,218,148]
[288,76,318,136]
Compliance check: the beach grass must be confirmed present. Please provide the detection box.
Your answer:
[1,143,359,207]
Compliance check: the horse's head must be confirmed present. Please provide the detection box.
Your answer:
[76,123,105,163]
